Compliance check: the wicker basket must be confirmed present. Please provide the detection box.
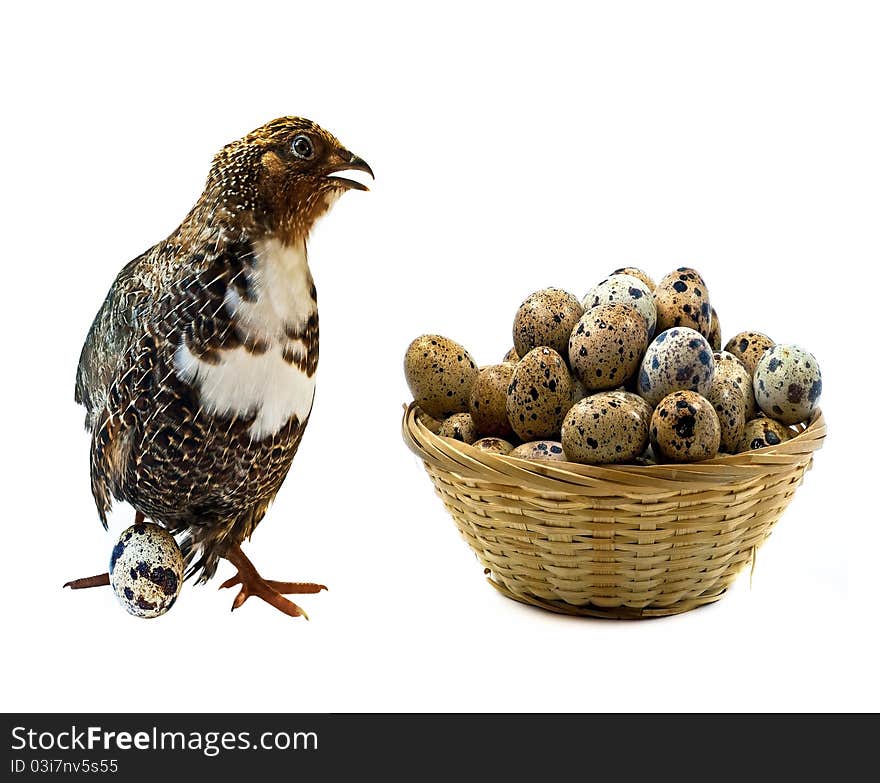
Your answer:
[402,403,826,619]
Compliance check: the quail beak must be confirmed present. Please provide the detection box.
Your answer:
[324,151,374,191]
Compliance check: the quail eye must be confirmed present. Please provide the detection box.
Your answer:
[291,135,314,160]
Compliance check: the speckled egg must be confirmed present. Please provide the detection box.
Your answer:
[706,375,747,453]
[606,390,654,428]
[637,327,714,407]
[753,344,822,425]
[469,364,516,438]
[561,392,649,464]
[713,351,758,420]
[738,417,794,452]
[438,413,478,443]
[509,441,568,461]
[582,274,657,337]
[507,347,573,440]
[611,267,656,290]
[568,303,648,392]
[472,437,514,454]
[654,267,712,338]
[404,334,479,419]
[650,391,721,463]
[109,523,184,618]
[503,347,519,363]
[512,287,584,358]
[725,331,775,375]
[707,307,722,351]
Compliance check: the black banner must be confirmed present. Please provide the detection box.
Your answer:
[0,713,866,778]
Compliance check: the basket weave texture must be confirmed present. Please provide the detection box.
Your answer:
[402,403,826,618]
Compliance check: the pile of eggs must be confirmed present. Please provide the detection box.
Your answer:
[404,267,822,465]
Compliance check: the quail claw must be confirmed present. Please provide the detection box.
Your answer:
[220,543,322,619]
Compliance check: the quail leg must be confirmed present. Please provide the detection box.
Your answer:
[64,511,146,589]
[219,543,326,619]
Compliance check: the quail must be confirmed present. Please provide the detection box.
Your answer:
[66,117,372,617]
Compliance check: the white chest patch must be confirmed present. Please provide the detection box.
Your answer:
[224,237,315,341]
[173,237,317,441]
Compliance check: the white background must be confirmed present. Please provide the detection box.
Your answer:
[2,1,877,712]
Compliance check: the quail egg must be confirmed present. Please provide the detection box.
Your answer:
[706,374,747,453]
[582,274,657,337]
[707,307,722,351]
[738,417,794,452]
[753,344,822,425]
[404,334,479,419]
[469,364,516,438]
[637,327,714,407]
[109,522,184,618]
[438,413,478,443]
[561,392,650,464]
[724,331,775,375]
[611,267,656,290]
[568,303,648,392]
[713,350,758,420]
[506,347,573,441]
[650,390,721,463]
[606,390,654,429]
[503,347,520,363]
[509,441,568,461]
[472,437,514,455]
[654,267,712,338]
[512,287,584,358]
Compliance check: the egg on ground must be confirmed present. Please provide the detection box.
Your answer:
[506,347,574,440]
[109,522,184,618]
[611,267,656,290]
[568,303,648,392]
[404,334,479,419]
[469,364,516,438]
[582,274,657,337]
[472,437,515,454]
[738,417,794,452]
[707,307,722,351]
[724,331,775,375]
[713,350,758,420]
[654,267,712,338]
[637,327,714,407]
[438,413,478,443]
[706,374,747,453]
[512,287,584,358]
[650,390,721,463]
[509,441,568,461]
[753,344,822,425]
[561,392,649,464]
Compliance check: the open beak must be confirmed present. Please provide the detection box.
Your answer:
[325,151,374,191]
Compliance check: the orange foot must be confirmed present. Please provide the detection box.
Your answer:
[63,511,146,590]
[220,543,327,619]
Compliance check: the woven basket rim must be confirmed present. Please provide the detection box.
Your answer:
[402,402,826,490]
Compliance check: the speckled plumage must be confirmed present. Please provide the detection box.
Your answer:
[76,117,371,583]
